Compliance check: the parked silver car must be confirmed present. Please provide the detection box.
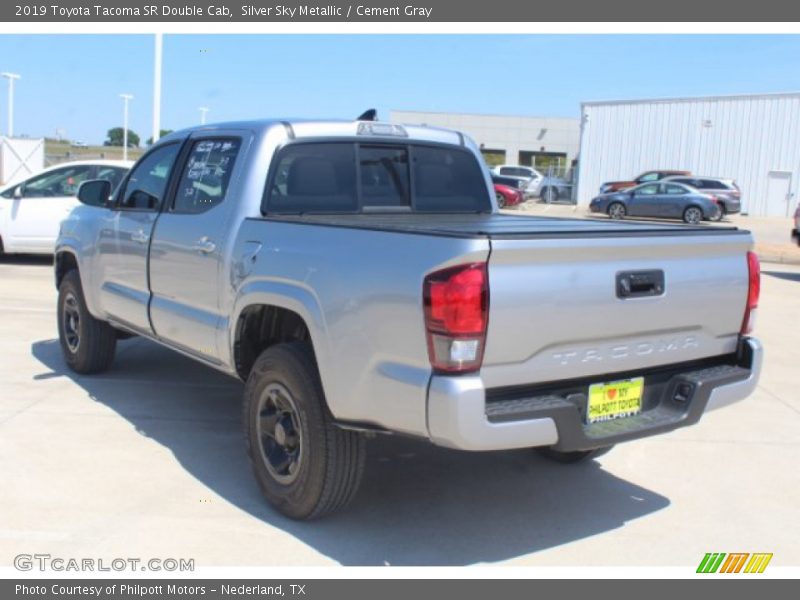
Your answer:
[662,175,741,220]
[590,181,721,224]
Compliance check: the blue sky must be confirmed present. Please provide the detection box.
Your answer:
[1,34,799,144]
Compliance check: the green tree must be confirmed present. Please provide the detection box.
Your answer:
[146,130,174,145]
[105,127,140,148]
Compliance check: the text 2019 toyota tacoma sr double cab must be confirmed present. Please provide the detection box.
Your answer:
[55,117,762,519]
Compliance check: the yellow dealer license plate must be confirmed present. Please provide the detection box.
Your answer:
[586,377,644,424]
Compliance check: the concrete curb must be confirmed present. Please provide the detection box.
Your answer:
[755,245,800,266]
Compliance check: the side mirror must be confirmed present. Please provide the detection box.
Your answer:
[12,185,22,199]
[77,179,112,207]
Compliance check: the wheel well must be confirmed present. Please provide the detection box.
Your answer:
[55,252,79,288]
[234,305,313,380]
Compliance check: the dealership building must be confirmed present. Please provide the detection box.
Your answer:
[576,91,800,217]
[390,110,581,173]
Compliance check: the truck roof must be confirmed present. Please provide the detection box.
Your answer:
[158,118,468,148]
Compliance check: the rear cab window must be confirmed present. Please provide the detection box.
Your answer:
[264,142,491,214]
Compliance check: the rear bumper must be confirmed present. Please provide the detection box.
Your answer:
[426,337,762,452]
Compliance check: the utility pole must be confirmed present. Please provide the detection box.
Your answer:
[120,94,133,161]
[1,72,21,137]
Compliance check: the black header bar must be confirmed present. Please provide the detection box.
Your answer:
[4,0,800,22]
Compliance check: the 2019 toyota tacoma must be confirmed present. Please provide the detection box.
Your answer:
[54,117,762,519]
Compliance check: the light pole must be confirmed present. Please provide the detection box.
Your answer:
[152,33,163,144]
[119,94,133,161]
[199,106,209,125]
[1,72,21,137]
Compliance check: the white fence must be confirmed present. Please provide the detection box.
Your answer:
[0,137,44,186]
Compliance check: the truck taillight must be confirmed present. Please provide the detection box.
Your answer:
[741,251,760,335]
[423,263,489,374]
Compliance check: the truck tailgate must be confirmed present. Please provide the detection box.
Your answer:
[482,231,752,389]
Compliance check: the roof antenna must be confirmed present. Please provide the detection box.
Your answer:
[357,109,378,121]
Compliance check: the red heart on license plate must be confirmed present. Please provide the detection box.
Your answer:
[607,389,617,399]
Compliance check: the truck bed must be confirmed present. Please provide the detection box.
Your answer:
[264,212,747,240]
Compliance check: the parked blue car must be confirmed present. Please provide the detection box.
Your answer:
[589,181,721,224]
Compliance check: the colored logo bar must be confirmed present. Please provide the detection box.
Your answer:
[697,553,773,573]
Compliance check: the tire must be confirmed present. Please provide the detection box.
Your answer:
[712,204,726,222]
[537,445,614,464]
[57,270,117,374]
[542,186,559,203]
[495,192,506,209]
[243,342,366,520]
[683,206,703,225]
[607,202,626,219]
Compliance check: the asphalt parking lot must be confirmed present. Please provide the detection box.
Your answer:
[1,255,799,568]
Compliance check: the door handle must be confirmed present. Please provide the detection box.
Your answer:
[131,229,149,244]
[194,237,216,254]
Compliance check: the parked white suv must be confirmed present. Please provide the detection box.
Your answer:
[0,160,131,255]
[491,165,543,197]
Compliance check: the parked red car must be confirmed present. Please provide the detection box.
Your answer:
[600,170,691,194]
[494,183,523,208]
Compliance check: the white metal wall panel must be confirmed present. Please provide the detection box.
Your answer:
[577,93,800,216]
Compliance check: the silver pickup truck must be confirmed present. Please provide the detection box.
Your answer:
[55,117,762,519]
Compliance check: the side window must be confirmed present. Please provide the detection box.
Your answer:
[96,166,128,193]
[173,139,241,214]
[636,184,660,195]
[636,173,658,183]
[665,184,687,195]
[267,143,357,214]
[701,179,725,190]
[360,145,409,207]
[22,166,94,198]
[120,144,180,211]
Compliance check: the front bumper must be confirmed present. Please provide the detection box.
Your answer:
[427,337,762,452]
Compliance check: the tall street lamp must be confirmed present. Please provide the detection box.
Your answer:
[199,106,209,125]
[120,94,133,161]
[1,72,21,137]
[152,33,162,145]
